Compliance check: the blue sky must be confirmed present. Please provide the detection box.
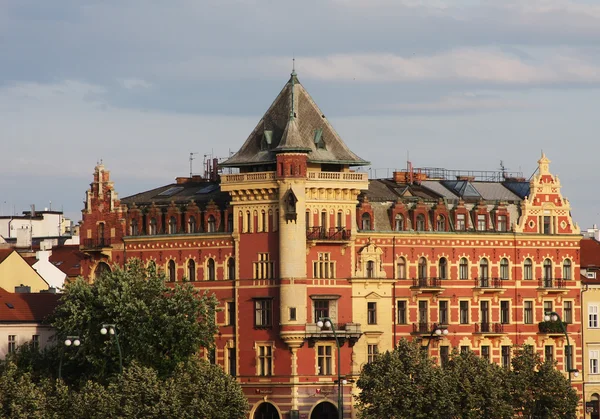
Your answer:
[1,0,599,228]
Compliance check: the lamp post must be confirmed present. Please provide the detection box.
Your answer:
[100,324,123,373]
[425,323,449,350]
[544,311,579,383]
[58,335,81,380]
[317,317,343,419]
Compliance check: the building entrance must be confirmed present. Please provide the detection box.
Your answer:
[310,402,338,419]
[253,402,280,419]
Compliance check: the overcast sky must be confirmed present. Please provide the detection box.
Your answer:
[1,0,599,229]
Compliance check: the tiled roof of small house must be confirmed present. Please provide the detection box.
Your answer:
[0,288,59,323]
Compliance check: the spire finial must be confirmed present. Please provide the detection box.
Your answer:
[292,56,296,76]
[290,57,296,120]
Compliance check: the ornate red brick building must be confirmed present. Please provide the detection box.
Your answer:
[80,71,582,419]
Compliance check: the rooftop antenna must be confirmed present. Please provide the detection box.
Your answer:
[189,152,198,177]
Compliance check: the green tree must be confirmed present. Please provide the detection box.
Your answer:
[356,339,456,419]
[445,350,513,419]
[0,362,47,418]
[51,259,219,383]
[508,346,578,418]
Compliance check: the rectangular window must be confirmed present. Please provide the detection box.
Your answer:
[590,350,599,374]
[7,335,16,354]
[456,214,466,231]
[258,345,273,376]
[317,345,333,375]
[545,345,554,363]
[228,347,236,376]
[477,214,486,231]
[367,302,377,325]
[368,344,379,363]
[440,345,450,367]
[461,346,469,354]
[439,301,448,325]
[524,301,533,324]
[289,307,297,321]
[314,252,335,279]
[460,301,469,324]
[524,262,533,280]
[501,345,511,368]
[590,305,599,328]
[501,301,510,324]
[564,301,573,324]
[565,345,573,372]
[481,345,490,362]
[314,300,329,322]
[254,299,272,328]
[227,301,235,326]
[208,347,216,365]
[32,335,40,350]
[397,300,407,324]
[497,215,507,232]
[543,216,552,234]
[418,301,428,325]
[544,301,553,316]
[253,253,274,279]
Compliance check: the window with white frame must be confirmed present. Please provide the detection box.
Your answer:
[459,258,469,280]
[477,214,486,231]
[257,344,273,376]
[254,299,272,328]
[500,258,509,280]
[590,305,599,328]
[397,257,407,279]
[394,214,404,231]
[368,344,379,363]
[497,215,507,232]
[563,259,572,280]
[524,258,533,280]
[314,253,335,279]
[7,335,16,354]
[317,345,333,375]
[590,350,599,374]
[456,213,466,231]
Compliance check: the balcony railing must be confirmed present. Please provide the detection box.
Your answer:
[412,322,438,334]
[82,238,111,249]
[538,278,568,289]
[305,322,362,347]
[412,277,443,288]
[306,227,351,241]
[474,322,504,334]
[474,277,504,289]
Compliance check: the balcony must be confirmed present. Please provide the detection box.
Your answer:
[537,278,569,294]
[474,322,505,336]
[82,238,111,249]
[411,277,444,293]
[307,171,368,182]
[473,277,506,294]
[412,322,444,335]
[306,227,351,242]
[538,321,568,337]
[305,322,362,347]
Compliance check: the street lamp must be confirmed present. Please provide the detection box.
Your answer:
[58,335,81,379]
[317,317,343,419]
[425,323,449,350]
[100,324,123,373]
[544,311,579,383]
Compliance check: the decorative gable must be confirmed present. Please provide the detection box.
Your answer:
[514,154,579,234]
[355,241,386,279]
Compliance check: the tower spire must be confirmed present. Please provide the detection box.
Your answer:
[290,58,296,120]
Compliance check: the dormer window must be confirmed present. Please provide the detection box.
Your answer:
[361,213,371,230]
[416,214,425,231]
[261,130,273,151]
[394,214,404,231]
[314,128,325,149]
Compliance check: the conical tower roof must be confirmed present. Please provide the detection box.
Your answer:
[221,72,369,167]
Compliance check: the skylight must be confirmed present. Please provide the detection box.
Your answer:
[157,186,184,197]
[5,303,14,309]
[196,184,219,194]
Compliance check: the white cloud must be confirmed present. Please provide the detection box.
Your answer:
[374,93,534,113]
[119,78,152,90]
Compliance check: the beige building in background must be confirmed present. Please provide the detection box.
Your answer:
[582,238,600,419]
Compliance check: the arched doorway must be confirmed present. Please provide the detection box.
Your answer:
[310,401,338,419]
[591,393,600,419]
[94,262,111,280]
[253,402,280,419]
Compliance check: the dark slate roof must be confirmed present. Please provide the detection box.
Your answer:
[221,74,369,167]
[366,179,442,202]
[120,181,229,206]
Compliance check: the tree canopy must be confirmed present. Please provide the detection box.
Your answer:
[356,339,578,419]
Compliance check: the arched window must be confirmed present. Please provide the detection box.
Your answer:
[438,257,448,280]
[227,258,235,280]
[337,211,343,229]
[321,211,327,229]
[459,258,469,280]
[207,215,216,233]
[306,211,311,228]
[418,257,427,280]
[366,261,375,278]
[394,214,404,231]
[169,216,177,234]
[187,259,196,282]
[130,219,138,236]
[361,213,371,230]
[524,258,533,280]
[397,257,407,279]
[500,258,509,280]
[416,214,425,231]
[246,211,251,233]
[97,223,105,246]
[188,216,196,233]
[168,260,176,282]
[149,218,157,235]
[543,259,553,280]
[436,215,446,232]
[94,262,111,280]
[479,258,489,280]
[563,259,572,280]
[227,213,234,232]
[261,210,267,232]
[207,258,216,281]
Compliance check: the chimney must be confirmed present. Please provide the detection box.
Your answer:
[15,285,31,293]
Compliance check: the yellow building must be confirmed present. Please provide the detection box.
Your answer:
[582,238,600,418]
[0,249,50,293]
